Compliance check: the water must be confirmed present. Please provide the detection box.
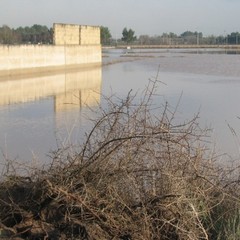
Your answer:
[1,48,240,169]
[0,67,102,168]
[103,49,240,158]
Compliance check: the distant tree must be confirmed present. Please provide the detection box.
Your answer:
[215,35,225,45]
[121,27,137,44]
[139,35,151,45]
[15,25,51,44]
[100,26,112,45]
[29,24,51,44]
[180,31,202,45]
[227,32,240,44]
[0,25,15,44]
[181,31,194,38]
[48,28,53,44]
[0,24,52,45]
[203,35,216,45]
[168,32,178,38]
[161,33,170,45]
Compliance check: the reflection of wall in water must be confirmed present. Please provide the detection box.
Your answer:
[54,70,101,112]
[0,67,102,109]
[55,89,100,112]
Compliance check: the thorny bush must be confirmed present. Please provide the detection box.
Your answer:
[0,80,240,240]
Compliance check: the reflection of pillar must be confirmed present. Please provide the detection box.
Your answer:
[54,90,81,112]
[53,67,102,112]
[54,67,102,146]
[54,88,101,112]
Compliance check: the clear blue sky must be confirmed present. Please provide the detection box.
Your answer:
[0,0,239,37]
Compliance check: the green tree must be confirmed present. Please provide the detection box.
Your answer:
[100,26,112,45]
[227,32,240,44]
[139,35,151,45]
[0,25,15,44]
[15,25,52,44]
[203,35,216,45]
[215,35,225,45]
[180,31,202,45]
[121,27,137,44]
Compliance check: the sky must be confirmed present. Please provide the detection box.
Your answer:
[0,0,240,37]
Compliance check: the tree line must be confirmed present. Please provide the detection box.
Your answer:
[0,24,239,46]
[138,31,240,46]
[101,27,240,46]
[0,24,53,44]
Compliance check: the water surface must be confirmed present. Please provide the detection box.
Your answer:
[1,49,240,169]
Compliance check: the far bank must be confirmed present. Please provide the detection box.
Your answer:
[103,44,240,50]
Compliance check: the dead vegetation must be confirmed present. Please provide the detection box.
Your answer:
[0,80,240,239]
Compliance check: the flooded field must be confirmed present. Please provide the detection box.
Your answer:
[1,48,240,168]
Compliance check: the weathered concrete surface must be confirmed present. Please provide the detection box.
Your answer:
[79,25,100,45]
[53,24,80,45]
[0,44,102,77]
[53,23,100,45]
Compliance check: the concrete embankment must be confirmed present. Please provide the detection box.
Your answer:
[0,44,101,77]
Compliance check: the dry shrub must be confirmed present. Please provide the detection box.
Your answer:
[0,80,240,240]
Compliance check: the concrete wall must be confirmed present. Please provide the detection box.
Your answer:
[0,23,101,77]
[53,23,100,45]
[53,23,80,45]
[0,44,102,77]
[80,26,100,45]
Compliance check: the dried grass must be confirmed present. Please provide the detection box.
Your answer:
[0,79,240,239]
